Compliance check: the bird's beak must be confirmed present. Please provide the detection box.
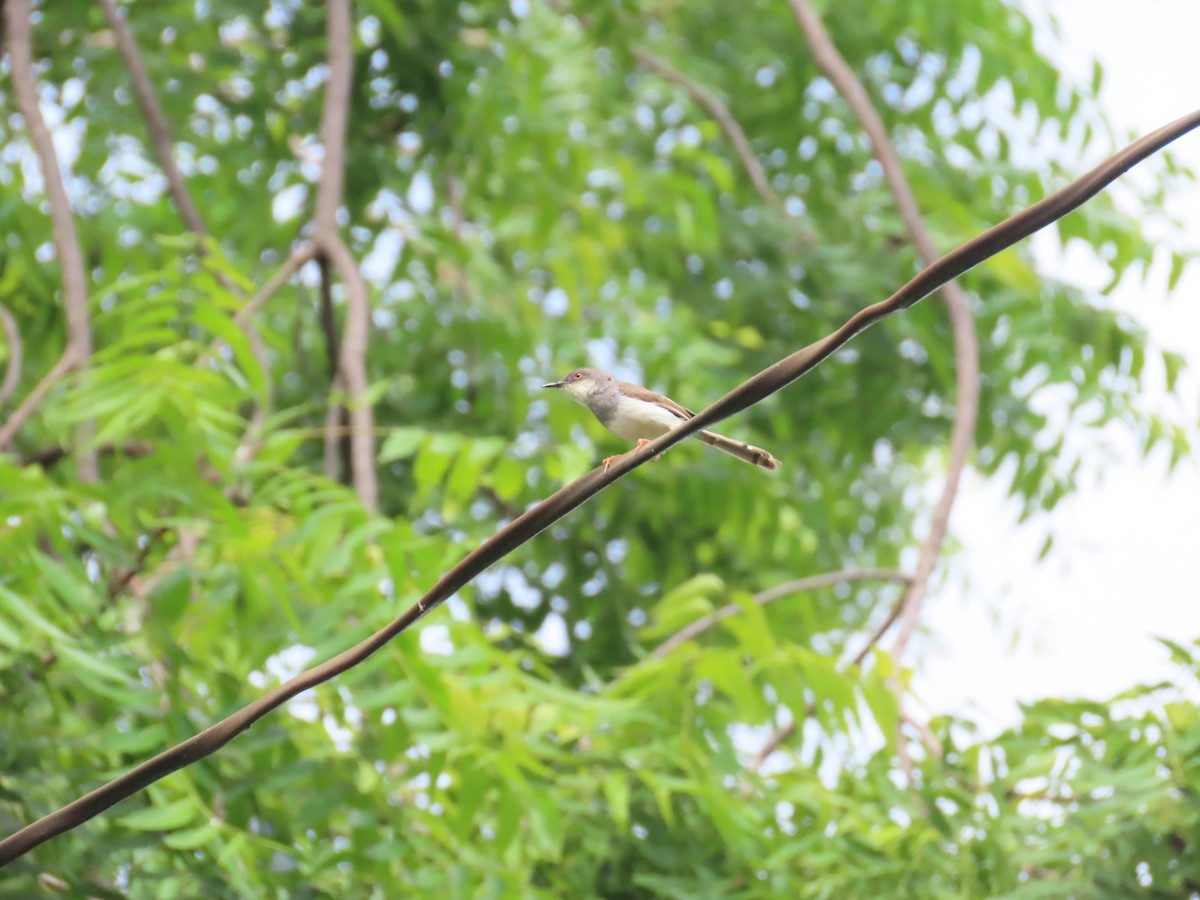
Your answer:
[542,380,564,389]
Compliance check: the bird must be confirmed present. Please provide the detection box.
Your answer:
[542,367,780,472]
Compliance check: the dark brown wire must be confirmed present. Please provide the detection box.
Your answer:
[2,105,1198,866]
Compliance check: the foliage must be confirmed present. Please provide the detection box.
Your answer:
[0,0,1194,895]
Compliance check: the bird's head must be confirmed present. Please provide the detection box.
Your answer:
[542,367,611,403]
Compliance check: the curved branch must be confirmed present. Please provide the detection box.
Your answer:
[787,0,981,664]
[322,236,375,508]
[633,46,779,208]
[0,304,22,406]
[1,108,1197,864]
[313,0,377,513]
[0,0,96,480]
[97,0,206,235]
[649,568,909,660]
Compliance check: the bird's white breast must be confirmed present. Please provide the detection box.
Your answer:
[606,397,684,441]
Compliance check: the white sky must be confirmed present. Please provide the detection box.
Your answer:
[913,0,1200,730]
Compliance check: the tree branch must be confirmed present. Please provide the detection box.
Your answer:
[649,568,909,660]
[317,258,341,383]
[313,0,377,513]
[232,244,318,329]
[323,375,346,482]
[97,0,207,235]
[0,303,21,406]
[0,0,96,481]
[787,0,981,664]
[633,46,779,209]
[1,108,1196,864]
[317,256,351,482]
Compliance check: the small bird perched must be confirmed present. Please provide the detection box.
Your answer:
[543,367,780,471]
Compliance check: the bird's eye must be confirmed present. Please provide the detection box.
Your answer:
[573,373,581,379]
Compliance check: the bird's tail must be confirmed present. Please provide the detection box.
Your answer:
[697,430,781,470]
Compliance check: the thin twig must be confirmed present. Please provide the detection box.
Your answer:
[895,720,918,785]
[649,568,909,659]
[97,0,206,234]
[233,244,318,328]
[0,0,96,480]
[313,0,377,513]
[226,244,320,467]
[751,714,803,771]
[848,592,904,668]
[446,173,466,239]
[20,440,154,469]
[191,244,313,471]
[787,0,980,665]
[0,356,77,452]
[902,710,942,760]
[633,46,779,209]
[127,528,202,603]
[2,108,1196,864]
[105,527,170,603]
[0,304,21,406]
[752,587,905,770]
[232,322,271,465]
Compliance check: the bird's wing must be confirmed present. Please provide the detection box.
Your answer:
[617,381,695,420]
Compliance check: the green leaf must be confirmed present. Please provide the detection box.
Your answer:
[603,770,630,831]
[379,427,427,465]
[162,822,221,850]
[57,644,131,685]
[647,574,725,638]
[861,680,899,746]
[117,798,199,832]
[527,788,564,859]
[0,584,71,642]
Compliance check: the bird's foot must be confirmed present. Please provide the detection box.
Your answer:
[635,438,662,462]
[602,455,619,473]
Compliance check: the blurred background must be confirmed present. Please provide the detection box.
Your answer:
[919,0,1200,730]
[1,0,1197,894]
